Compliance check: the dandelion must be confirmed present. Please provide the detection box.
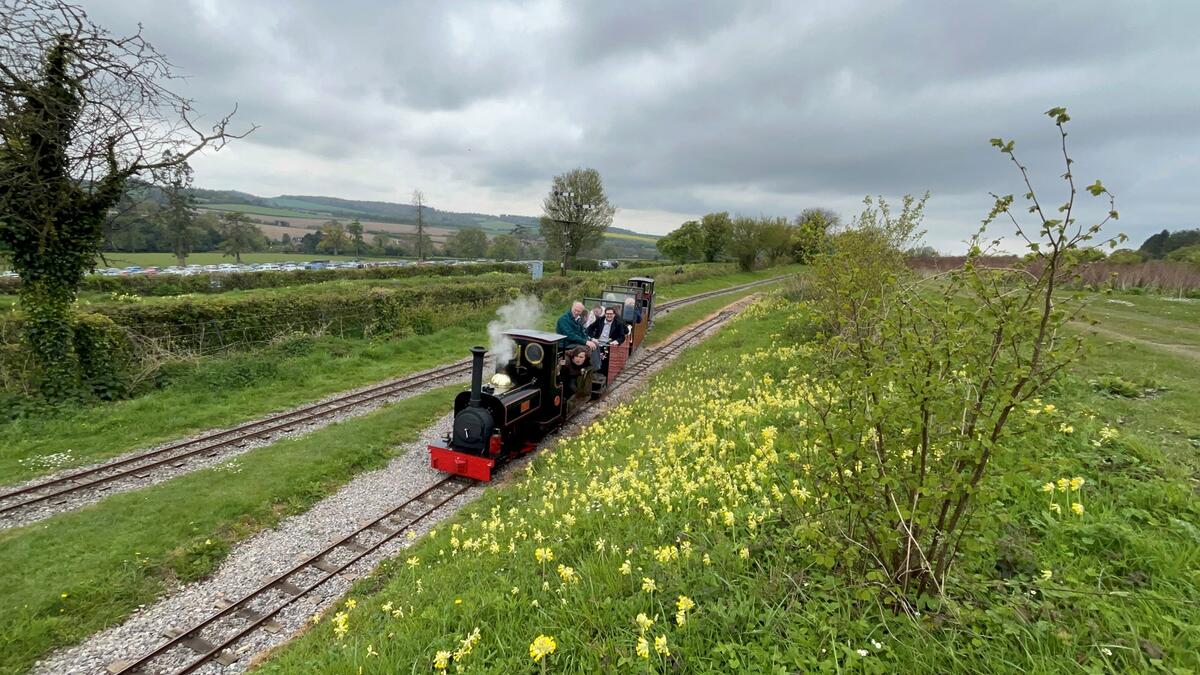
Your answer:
[433,650,451,670]
[1071,502,1085,516]
[641,577,658,593]
[635,612,654,632]
[529,635,557,662]
[636,636,650,659]
[654,635,670,656]
[454,598,463,605]
[619,560,632,575]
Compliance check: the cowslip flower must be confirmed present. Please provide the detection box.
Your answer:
[556,564,579,584]
[433,650,451,670]
[1069,476,1085,491]
[636,636,650,659]
[619,560,632,575]
[406,556,420,568]
[530,635,557,662]
[1071,502,1085,516]
[635,612,654,632]
[641,577,658,593]
[535,547,554,563]
[655,635,670,656]
[1041,482,1055,493]
[1039,570,1052,581]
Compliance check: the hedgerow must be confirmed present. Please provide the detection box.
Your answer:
[0,261,530,296]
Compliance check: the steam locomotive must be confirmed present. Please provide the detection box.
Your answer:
[428,277,656,481]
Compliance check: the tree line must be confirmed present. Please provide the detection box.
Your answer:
[655,208,840,270]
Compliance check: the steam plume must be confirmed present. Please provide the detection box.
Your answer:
[487,295,543,368]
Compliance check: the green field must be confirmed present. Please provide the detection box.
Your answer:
[196,203,330,219]
[95,251,394,267]
[604,231,659,243]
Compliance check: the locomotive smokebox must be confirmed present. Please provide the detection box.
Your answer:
[468,346,486,408]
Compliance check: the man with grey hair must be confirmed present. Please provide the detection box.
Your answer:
[556,301,597,351]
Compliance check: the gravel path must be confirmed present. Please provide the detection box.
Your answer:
[1,363,475,531]
[30,298,753,675]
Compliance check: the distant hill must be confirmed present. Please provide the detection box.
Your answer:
[188,188,658,252]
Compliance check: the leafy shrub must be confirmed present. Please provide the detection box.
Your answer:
[73,313,136,400]
[1089,374,1162,398]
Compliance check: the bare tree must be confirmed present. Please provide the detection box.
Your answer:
[0,0,253,398]
[411,189,426,260]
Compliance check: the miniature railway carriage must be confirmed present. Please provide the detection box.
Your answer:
[429,276,655,481]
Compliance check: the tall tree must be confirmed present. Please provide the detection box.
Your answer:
[412,189,427,260]
[539,168,616,275]
[370,233,390,255]
[699,211,732,262]
[218,212,261,263]
[448,227,488,258]
[727,216,767,271]
[318,219,349,255]
[155,151,197,265]
[656,220,704,263]
[347,218,364,257]
[488,233,519,260]
[0,1,249,397]
[793,208,839,263]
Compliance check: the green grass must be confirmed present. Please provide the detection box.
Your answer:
[0,384,458,675]
[2,265,790,483]
[258,293,1198,673]
[653,263,803,300]
[0,321,491,486]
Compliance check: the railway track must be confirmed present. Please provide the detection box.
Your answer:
[1,276,784,528]
[108,296,743,675]
[108,475,475,675]
[0,359,474,524]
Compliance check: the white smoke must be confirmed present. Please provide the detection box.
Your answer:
[487,295,544,368]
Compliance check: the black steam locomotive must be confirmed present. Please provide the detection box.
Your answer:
[428,276,655,481]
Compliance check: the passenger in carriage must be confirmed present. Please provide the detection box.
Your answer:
[583,303,604,330]
[557,301,598,351]
[560,346,590,401]
[623,297,642,324]
[587,306,627,346]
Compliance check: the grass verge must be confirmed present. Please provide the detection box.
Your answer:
[0,384,457,675]
[259,294,1198,673]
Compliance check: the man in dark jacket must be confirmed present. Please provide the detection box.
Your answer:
[587,306,627,345]
[556,301,597,351]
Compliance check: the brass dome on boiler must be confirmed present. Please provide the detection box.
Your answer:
[489,372,513,393]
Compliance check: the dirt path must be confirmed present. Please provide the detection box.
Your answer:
[1076,321,1200,363]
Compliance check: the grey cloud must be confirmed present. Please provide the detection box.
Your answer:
[73,0,1200,246]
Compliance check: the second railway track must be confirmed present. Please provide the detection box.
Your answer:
[1,275,789,528]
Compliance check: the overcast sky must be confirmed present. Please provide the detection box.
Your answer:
[81,0,1199,250]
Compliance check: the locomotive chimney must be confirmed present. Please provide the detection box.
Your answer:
[468,346,486,407]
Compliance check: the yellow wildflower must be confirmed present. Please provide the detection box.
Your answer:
[433,649,451,670]
[641,577,658,593]
[636,636,650,659]
[529,635,557,663]
[1049,503,1062,514]
[1041,482,1055,493]
[1040,569,1052,581]
[406,556,420,568]
[739,547,750,560]
[344,599,357,610]
[332,611,349,640]
[677,595,696,612]
[655,635,670,656]
[1069,476,1085,491]
[1071,502,1084,516]
[556,564,579,584]
[1058,423,1074,434]
[534,547,554,563]
[619,560,632,575]
[635,612,654,632]
[1056,478,1069,491]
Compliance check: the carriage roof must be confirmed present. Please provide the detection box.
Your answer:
[503,329,565,344]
